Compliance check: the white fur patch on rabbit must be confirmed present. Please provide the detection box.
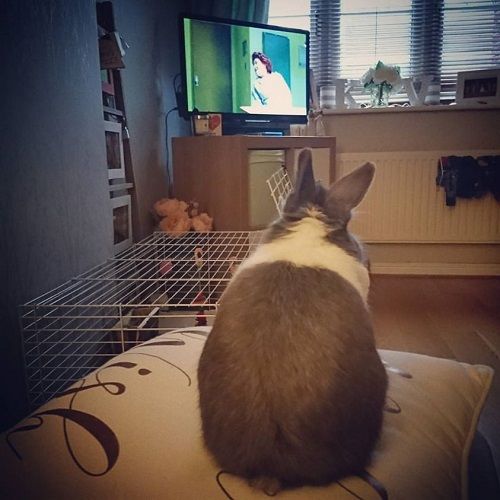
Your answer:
[237,215,370,304]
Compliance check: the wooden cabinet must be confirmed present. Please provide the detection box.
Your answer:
[172,135,336,231]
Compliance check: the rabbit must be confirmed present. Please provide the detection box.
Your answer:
[197,148,387,494]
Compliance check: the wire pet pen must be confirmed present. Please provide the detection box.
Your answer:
[20,231,264,410]
[21,164,293,410]
[266,165,293,215]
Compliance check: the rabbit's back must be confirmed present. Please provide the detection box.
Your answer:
[198,259,387,486]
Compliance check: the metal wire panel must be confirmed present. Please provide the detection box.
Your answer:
[266,166,293,216]
[20,231,264,409]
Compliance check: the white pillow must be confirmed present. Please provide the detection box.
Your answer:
[0,327,493,499]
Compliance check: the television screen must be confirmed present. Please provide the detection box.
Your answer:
[179,14,309,132]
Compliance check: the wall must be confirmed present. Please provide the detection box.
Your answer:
[0,0,189,430]
[323,107,500,154]
[323,107,500,273]
[113,0,191,240]
[0,0,112,429]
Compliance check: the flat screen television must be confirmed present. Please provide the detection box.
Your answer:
[178,13,310,135]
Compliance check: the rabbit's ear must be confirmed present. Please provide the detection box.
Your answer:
[326,162,375,222]
[284,149,316,212]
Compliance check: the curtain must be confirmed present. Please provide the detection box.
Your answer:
[187,0,270,23]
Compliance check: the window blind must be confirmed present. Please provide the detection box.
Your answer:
[269,0,500,103]
[440,0,500,100]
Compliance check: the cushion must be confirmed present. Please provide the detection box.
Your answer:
[0,327,493,499]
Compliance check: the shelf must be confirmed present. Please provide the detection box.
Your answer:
[103,106,123,116]
[108,182,133,193]
[173,134,335,150]
[173,135,336,231]
[322,103,500,116]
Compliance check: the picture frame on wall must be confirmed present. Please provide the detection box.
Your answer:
[104,120,125,179]
[111,194,132,254]
[455,69,500,105]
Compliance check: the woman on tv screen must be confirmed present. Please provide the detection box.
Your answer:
[251,51,293,111]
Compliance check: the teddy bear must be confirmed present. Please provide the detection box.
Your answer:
[153,197,213,236]
[191,212,213,232]
[154,198,187,218]
[153,198,191,236]
[187,201,214,232]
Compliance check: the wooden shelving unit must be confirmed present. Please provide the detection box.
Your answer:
[172,135,336,231]
[97,0,135,254]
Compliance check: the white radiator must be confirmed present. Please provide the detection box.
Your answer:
[337,151,500,244]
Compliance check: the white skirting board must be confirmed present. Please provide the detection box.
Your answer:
[371,262,500,276]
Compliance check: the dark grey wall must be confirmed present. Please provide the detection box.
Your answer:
[0,0,188,429]
[114,0,191,240]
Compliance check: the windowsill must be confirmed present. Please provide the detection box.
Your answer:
[322,103,500,115]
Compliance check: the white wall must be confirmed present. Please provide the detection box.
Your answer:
[323,107,500,153]
[323,107,500,274]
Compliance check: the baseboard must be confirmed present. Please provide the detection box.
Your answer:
[371,262,500,276]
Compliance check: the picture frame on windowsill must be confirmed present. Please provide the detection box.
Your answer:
[455,69,500,106]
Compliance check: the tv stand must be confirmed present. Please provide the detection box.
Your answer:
[172,135,336,231]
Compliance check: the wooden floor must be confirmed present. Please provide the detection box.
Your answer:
[369,275,500,483]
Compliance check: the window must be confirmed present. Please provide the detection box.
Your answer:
[268,0,500,103]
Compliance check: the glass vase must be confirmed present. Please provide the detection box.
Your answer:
[370,83,391,107]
